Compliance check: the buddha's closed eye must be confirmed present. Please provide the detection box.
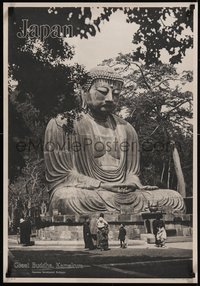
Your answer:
[97,87,121,96]
[97,87,109,95]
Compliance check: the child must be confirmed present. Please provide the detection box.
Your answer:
[118,224,127,248]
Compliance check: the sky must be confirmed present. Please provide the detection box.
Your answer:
[65,9,194,74]
[66,10,138,69]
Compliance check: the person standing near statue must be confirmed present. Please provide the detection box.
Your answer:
[19,218,26,245]
[153,214,166,247]
[90,216,98,249]
[83,217,94,250]
[19,217,32,246]
[97,213,110,251]
[156,224,167,248]
[118,224,127,248]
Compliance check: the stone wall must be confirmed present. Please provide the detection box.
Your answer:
[37,223,146,241]
[164,214,192,236]
[36,212,192,241]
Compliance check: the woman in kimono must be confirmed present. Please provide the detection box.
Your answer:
[97,213,109,251]
[156,226,167,247]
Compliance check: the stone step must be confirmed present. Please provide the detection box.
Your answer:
[8,235,192,247]
[146,236,192,244]
[36,239,147,246]
[8,237,147,247]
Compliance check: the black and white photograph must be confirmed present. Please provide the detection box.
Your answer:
[3,2,198,283]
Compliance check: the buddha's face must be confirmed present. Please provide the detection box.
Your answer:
[85,79,122,115]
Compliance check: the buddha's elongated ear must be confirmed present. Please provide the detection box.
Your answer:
[74,83,87,111]
[80,88,88,110]
[73,83,81,108]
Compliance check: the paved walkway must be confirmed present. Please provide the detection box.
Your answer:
[7,244,194,279]
[6,236,195,280]
[8,236,193,251]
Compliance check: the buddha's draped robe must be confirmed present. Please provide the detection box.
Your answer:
[44,112,185,215]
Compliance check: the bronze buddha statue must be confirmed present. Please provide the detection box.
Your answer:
[44,66,185,215]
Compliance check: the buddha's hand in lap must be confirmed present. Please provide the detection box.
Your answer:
[138,185,159,191]
[100,182,137,193]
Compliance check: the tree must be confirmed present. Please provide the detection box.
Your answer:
[123,7,194,64]
[101,54,193,196]
[92,6,194,65]
[8,158,48,229]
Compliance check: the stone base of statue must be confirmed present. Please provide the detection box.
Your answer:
[36,188,191,242]
[36,208,192,242]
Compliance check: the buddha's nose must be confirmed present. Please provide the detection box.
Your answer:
[105,90,113,103]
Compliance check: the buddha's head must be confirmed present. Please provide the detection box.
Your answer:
[82,66,124,116]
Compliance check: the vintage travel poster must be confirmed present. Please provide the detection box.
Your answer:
[3,2,198,283]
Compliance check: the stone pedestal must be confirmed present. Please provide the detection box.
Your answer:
[141,212,192,237]
[37,211,145,241]
[36,211,192,241]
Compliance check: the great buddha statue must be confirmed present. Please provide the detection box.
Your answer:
[44,66,185,215]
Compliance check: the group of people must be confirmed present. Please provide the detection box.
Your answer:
[18,213,166,249]
[83,213,167,250]
[83,213,127,251]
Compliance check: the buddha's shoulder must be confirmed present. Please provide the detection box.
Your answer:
[47,114,68,129]
[47,114,68,128]
[46,112,87,129]
[112,114,127,125]
[112,114,136,131]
